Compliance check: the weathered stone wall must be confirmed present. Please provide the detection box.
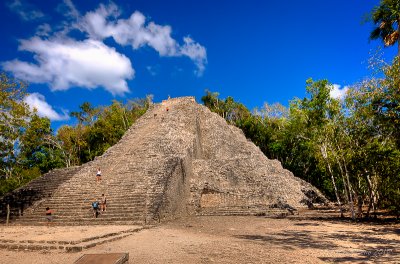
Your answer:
[183,99,326,213]
[155,156,191,221]
[145,97,326,217]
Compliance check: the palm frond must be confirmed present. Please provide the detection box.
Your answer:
[384,31,399,46]
[370,27,382,40]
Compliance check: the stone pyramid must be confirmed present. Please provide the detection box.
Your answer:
[1,97,326,225]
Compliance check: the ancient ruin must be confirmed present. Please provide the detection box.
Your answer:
[1,97,326,225]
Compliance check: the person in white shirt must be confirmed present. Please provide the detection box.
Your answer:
[96,168,102,183]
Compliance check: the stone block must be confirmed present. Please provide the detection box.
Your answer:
[74,253,129,264]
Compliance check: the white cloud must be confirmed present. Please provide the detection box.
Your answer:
[330,84,349,100]
[24,93,69,121]
[2,37,134,95]
[180,37,207,76]
[3,1,207,95]
[80,4,207,74]
[82,7,177,55]
[7,0,44,21]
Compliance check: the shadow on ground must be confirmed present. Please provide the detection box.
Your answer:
[234,224,399,263]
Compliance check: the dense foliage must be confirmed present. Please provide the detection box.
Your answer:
[202,58,400,218]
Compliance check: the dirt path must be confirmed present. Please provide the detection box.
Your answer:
[0,216,398,263]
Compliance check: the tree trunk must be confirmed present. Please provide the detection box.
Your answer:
[6,204,10,225]
[344,162,355,220]
[334,153,350,212]
[337,146,355,220]
[357,193,363,218]
[321,144,343,217]
[327,162,344,217]
[365,174,376,218]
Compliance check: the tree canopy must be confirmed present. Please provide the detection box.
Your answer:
[370,0,400,56]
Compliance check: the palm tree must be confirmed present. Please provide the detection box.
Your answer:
[370,0,400,57]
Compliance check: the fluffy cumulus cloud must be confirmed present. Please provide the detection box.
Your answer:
[330,84,349,100]
[80,3,207,74]
[7,0,44,21]
[2,37,134,95]
[2,0,207,96]
[24,93,69,121]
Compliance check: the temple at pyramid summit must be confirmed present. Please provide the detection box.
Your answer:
[1,97,326,225]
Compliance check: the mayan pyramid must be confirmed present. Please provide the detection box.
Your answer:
[1,97,326,225]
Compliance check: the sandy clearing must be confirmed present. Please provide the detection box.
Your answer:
[0,216,398,264]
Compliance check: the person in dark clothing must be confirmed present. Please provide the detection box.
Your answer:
[92,201,100,218]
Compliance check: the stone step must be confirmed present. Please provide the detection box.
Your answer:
[23,203,146,210]
[22,209,146,216]
[44,199,146,203]
[2,201,146,214]
[199,208,289,216]
[12,219,145,225]
[15,216,144,222]
[17,217,145,223]
[54,185,150,189]
[43,198,147,203]
[19,210,146,217]
[27,204,146,209]
[28,202,146,206]
[41,194,150,198]
[48,193,149,197]
[23,209,145,215]
[0,226,144,252]
[50,190,150,193]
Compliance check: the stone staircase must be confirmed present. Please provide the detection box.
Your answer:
[1,97,326,226]
[10,103,173,225]
[0,167,81,224]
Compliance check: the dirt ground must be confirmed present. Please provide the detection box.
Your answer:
[0,214,399,264]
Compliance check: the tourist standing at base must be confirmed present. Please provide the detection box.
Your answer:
[96,168,102,183]
[45,207,54,226]
[101,194,107,212]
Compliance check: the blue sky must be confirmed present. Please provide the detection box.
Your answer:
[0,0,397,129]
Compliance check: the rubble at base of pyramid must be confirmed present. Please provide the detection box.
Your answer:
[1,97,327,225]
